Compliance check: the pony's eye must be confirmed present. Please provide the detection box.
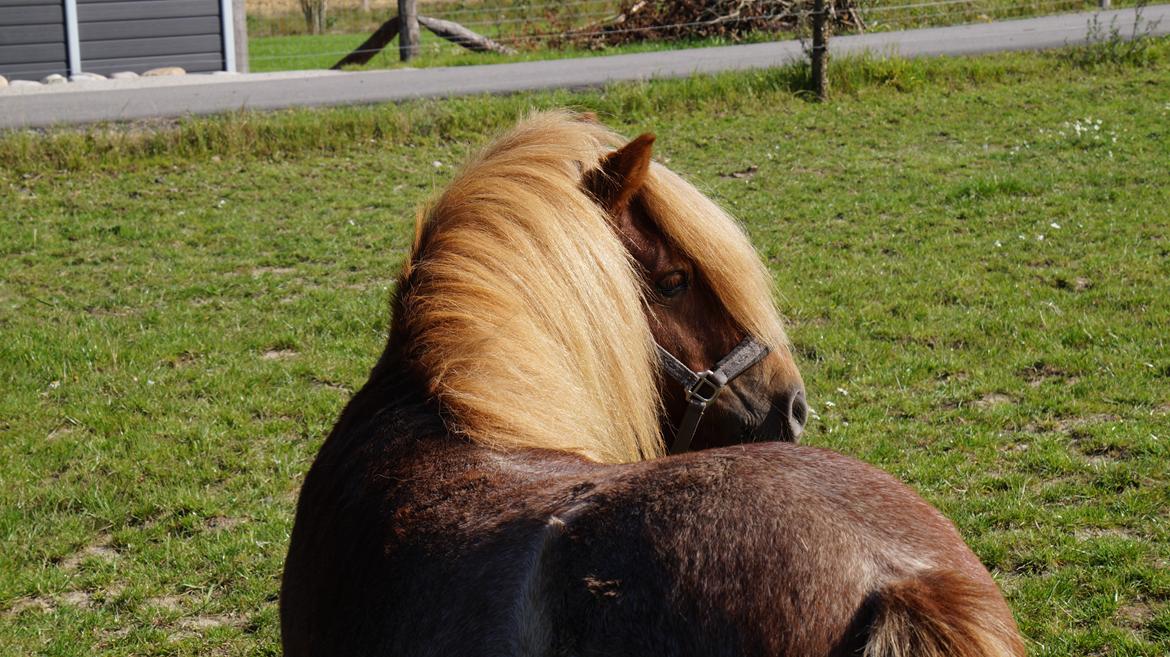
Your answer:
[656,272,689,298]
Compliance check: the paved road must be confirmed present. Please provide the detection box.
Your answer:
[1,5,1167,129]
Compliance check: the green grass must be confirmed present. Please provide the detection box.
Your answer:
[2,44,1169,655]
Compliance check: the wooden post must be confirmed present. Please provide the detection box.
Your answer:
[418,15,516,54]
[1099,0,1111,8]
[398,0,420,61]
[233,0,249,72]
[332,16,400,69]
[811,0,828,101]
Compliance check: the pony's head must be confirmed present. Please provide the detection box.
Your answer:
[582,130,807,452]
[390,111,804,463]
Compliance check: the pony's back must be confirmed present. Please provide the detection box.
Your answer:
[520,442,1024,657]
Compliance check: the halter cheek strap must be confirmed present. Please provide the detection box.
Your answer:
[657,336,770,455]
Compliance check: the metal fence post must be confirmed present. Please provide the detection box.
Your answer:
[399,0,420,61]
[811,0,828,100]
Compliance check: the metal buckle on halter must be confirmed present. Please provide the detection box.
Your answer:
[686,371,727,406]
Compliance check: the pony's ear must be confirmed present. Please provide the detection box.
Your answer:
[584,133,656,216]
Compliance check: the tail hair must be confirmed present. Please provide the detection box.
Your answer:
[864,570,1025,657]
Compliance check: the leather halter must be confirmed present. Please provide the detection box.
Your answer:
[657,336,770,455]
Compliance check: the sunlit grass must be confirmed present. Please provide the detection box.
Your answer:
[2,43,1168,656]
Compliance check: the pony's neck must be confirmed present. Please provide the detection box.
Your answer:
[325,345,448,453]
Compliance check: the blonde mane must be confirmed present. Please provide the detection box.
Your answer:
[641,164,789,353]
[392,110,786,463]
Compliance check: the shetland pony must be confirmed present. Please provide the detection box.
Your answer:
[280,112,1024,657]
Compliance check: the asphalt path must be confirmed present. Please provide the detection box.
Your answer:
[1,5,1167,129]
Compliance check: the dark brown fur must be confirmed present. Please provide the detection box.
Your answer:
[282,367,1023,656]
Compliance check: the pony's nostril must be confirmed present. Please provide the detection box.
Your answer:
[783,388,807,442]
[790,389,808,428]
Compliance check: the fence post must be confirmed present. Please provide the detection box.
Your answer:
[1099,0,1111,8]
[398,0,420,61]
[811,0,828,101]
[233,0,249,72]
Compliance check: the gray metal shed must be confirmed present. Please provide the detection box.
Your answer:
[1,0,238,81]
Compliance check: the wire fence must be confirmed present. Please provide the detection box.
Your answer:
[0,0,1123,78]
[238,0,1113,73]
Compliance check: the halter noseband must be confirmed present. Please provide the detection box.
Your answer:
[657,336,770,455]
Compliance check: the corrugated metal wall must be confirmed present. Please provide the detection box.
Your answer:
[0,0,70,81]
[0,0,230,81]
[77,0,226,75]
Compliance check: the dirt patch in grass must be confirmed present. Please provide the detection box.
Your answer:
[147,594,186,611]
[1078,442,1130,466]
[1116,600,1156,630]
[975,393,1014,409]
[176,613,244,632]
[251,266,297,277]
[262,349,299,360]
[1053,276,1092,292]
[311,377,350,393]
[1021,362,1078,387]
[168,351,200,368]
[205,516,245,531]
[47,423,77,441]
[5,597,54,615]
[1056,414,1122,433]
[60,590,92,608]
[1074,526,1141,541]
[60,534,117,570]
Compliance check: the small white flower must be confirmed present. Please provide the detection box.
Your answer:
[995,240,1002,248]
[432,160,443,168]
[1050,222,1061,229]
[48,380,61,389]
[836,387,849,396]
[1037,234,1045,241]
[147,379,155,386]
[824,400,836,408]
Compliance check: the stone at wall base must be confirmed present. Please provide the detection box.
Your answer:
[10,79,42,88]
[70,72,107,82]
[143,67,186,77]
[42,73,68,84]
[0,75,8,89]
[110,71,140,80]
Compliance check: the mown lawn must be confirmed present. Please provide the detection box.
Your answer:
[2,43,1168,656]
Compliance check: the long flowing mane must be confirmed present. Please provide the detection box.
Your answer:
[390,110,786,463]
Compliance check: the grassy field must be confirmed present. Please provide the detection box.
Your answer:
[246,0,1125,71]
[2,42,1169,656]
